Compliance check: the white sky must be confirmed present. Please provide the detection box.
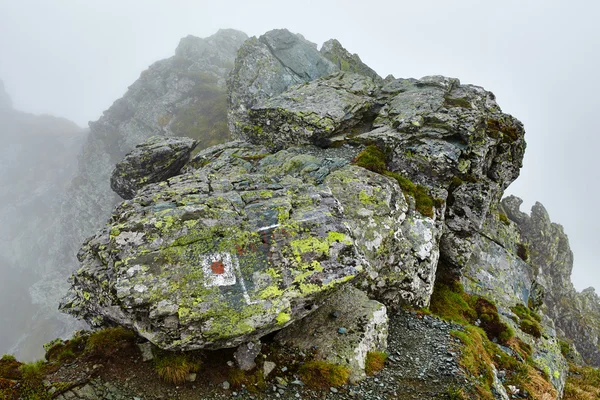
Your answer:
[0,0,598,291]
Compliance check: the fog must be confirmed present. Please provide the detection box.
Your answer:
[0,0,598,357]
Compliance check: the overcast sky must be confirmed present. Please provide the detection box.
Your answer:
[0,0,598,291]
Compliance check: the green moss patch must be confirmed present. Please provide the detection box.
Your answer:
[511,304,542,338]
[350,144,440,218]
[430,281,513,345]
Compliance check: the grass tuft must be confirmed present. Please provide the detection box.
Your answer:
[154,352,201,385]
[85,327,136,357]
[365,351,387,376]
[298,360,350,388]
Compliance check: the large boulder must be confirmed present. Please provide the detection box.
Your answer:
[275,285,388,383]
[247,72,378,149]
[227,29,339,139]
[60,138,446,349]
[110,136,198,199]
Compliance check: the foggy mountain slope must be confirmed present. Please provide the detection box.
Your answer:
[6,29,248,359]
[0,81,85,360]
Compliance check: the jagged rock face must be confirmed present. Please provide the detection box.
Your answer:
[61,138,442,349]
[0,80,12,110]
[275,285,388,383]
[357,76,526,273]
[503,196,600,367]
[243,72,526,273]
[19,29,248,358]
[247,72,378,149]
[110,136,198,199]
[227,29,338,139]
[320,39,382,84]
[461,205,568,394]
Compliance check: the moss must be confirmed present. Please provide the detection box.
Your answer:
[353,145,387,174]
[487,119,520,143]
[430,281,513,344]
[229,368,266,392]
[298,360,351,388]
[498,212,510,226]
[352,144,438,218]
[0,356,22,379]
[276,312,291,325]
[511,304,542,338]
[365,351,387,375]
[384,171,435,218]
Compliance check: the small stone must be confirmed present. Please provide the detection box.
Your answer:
[337,327,347,334]
[281,366,288,372]
[264,361,276,378]
[330,387,338,393]
[186,373,197,382]
[331,311,340,319]
[222,381,230,390]
[137,342,154,362]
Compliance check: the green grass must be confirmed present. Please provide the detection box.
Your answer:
[153,351,202,385]
[298,360,351,388]
[85,327,136,357]
[429,280,513,345]
[365,351,387,376]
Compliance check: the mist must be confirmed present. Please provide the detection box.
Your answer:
[0,0,598,360]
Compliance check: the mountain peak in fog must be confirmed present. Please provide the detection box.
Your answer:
[0,80,13,110]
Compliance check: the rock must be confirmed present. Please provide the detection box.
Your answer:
[136,342,154,362]
[222,381,230,390]
[61,139,452,348]
[228,29,338,140]
[263,361,276,378]
[356,76,525,274]
[186,373,197,382]
[320,39,382,84]
[110,136,198,199]
[460,201,568,395]
[60,143,364,350]
[490,365,509,400]
[234,341,262,371]
[275,285,388,383]
[247,72,378,150]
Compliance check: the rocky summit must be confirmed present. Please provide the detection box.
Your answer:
[4,28,600,400]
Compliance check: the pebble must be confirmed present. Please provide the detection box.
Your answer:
[338,327,348,334]
[222,381,230,390]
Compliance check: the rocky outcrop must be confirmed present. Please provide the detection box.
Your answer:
[110,136,197,199]
[502,196,600,367]
[227,29,339,140]
[357,77,525,274]
[247,72,378,149]
[461,205,568,395]
[60,138,439,349]
[275,285,388,383]
[320,39,382,84]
